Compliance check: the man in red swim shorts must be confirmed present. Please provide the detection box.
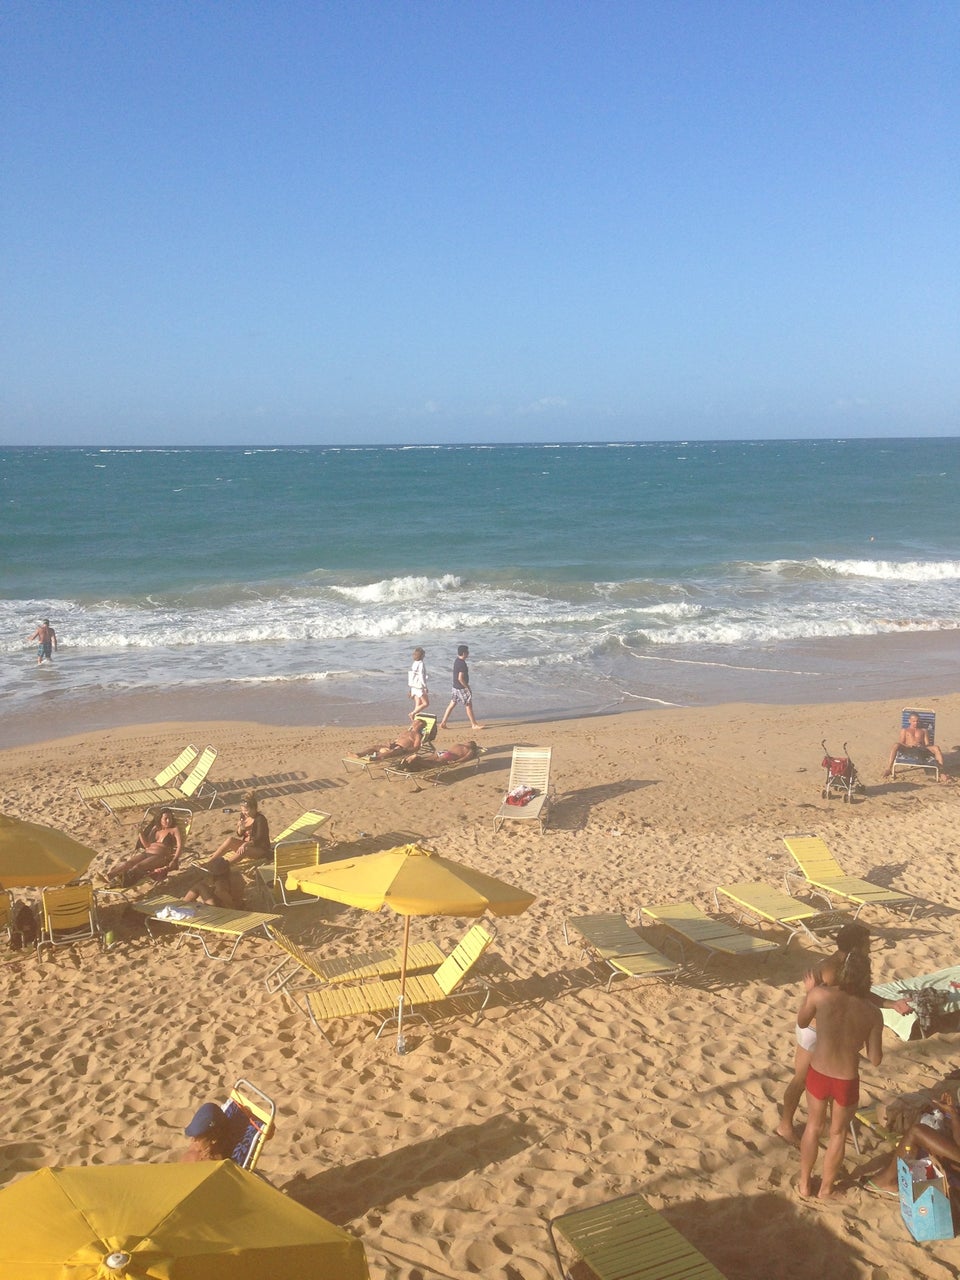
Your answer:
[796,949,883,1200]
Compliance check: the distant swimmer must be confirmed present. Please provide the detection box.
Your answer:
[27,619,57,666]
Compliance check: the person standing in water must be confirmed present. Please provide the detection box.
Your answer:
[27,619,57,665]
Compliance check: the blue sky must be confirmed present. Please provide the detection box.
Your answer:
[1,0,957,444]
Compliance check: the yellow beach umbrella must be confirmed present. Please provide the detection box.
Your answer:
[0,1160,370,1280]
[287,843,535,1051]
[0,812,99,888]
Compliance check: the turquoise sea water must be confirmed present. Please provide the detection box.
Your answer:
[2,439,959,743]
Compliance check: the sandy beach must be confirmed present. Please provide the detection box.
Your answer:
[3,695,960,1278]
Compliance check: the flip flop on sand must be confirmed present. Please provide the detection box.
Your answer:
[859,1177,898,1198]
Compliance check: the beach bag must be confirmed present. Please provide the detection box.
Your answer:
[9,901,39,951]
[505,786,538,807]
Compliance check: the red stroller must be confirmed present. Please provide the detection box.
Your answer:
[821,740,863,802]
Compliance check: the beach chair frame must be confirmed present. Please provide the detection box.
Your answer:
[638,901,779,972]
[493,746,553,834]
[782,834,918,921]
[224,1078,276,1173]
[132,896,280,962]
[263,925,445,995]
[254,811,335,908]
[75,745,200,809]
[36,885,101,955]
[563,914,680,989]
[99,747,219,818]
[713,883,850,947]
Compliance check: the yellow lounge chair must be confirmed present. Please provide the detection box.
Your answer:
[563,914,679,989]
[253,811,335,908]
[299,923,494,1042]
[36,885,101,955]
[493,746,553,834]
[263,925,447,995]
[713,882,850,946]
[132,895,280,962]
[639,901,780,965]
[782,834,917,920]
[222,1078,277,1173]
[548,1192,728,1280]
[75,745,199,808]
[100,747,219,817]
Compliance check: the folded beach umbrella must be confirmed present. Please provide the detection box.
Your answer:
[287,842,535,1052]
[0,1159,370,1280]
[0,812,99,888]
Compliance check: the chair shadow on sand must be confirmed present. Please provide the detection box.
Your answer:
[286,1113,540,1223]
[550,779,659,832]
[639,1191,874,1280]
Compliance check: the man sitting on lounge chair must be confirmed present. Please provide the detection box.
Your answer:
[395,740,479,772]
[353,722,423,763]
[882,712,949,782]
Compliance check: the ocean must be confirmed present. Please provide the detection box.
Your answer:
[2,439,958,747]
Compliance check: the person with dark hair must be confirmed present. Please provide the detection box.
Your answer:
[108,808,183,886]
[352,721,423,763]
[796,949,884,1199]
[438,644,484,731]
[211,792,270,865]
[776,923,910,1146]
[26,619,57,665]
[183,855,245,909]
[181,1102,235,1163]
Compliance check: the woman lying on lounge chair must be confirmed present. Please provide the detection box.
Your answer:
[394,741,479,772]
[108,808,183,886]
[353,722,423,763]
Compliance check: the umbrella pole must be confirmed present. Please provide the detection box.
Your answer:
[396,914,411,1054]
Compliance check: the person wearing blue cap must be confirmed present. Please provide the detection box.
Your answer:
[181,1102,234,1163]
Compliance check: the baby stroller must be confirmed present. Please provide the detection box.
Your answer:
[820,740,863,802]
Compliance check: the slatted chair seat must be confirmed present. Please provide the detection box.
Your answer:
[493,746,553,834]
[299,923,494,1042]
[782,835,917,920]
[639,901,779,963]
[564,914,679,989]
[131,895,279,961]
[76,746,199,807]
[713,882,850,946]
[548,1193,728,1280]
[254,811,335,907]
[100,747,219,816]
[264,925,445,994]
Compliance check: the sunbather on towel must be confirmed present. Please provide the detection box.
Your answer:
[108,808,183,886]
[353,722,423,762]
[882,712,949,781]
[396,741,478,771]
[858,1089,960,1192]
